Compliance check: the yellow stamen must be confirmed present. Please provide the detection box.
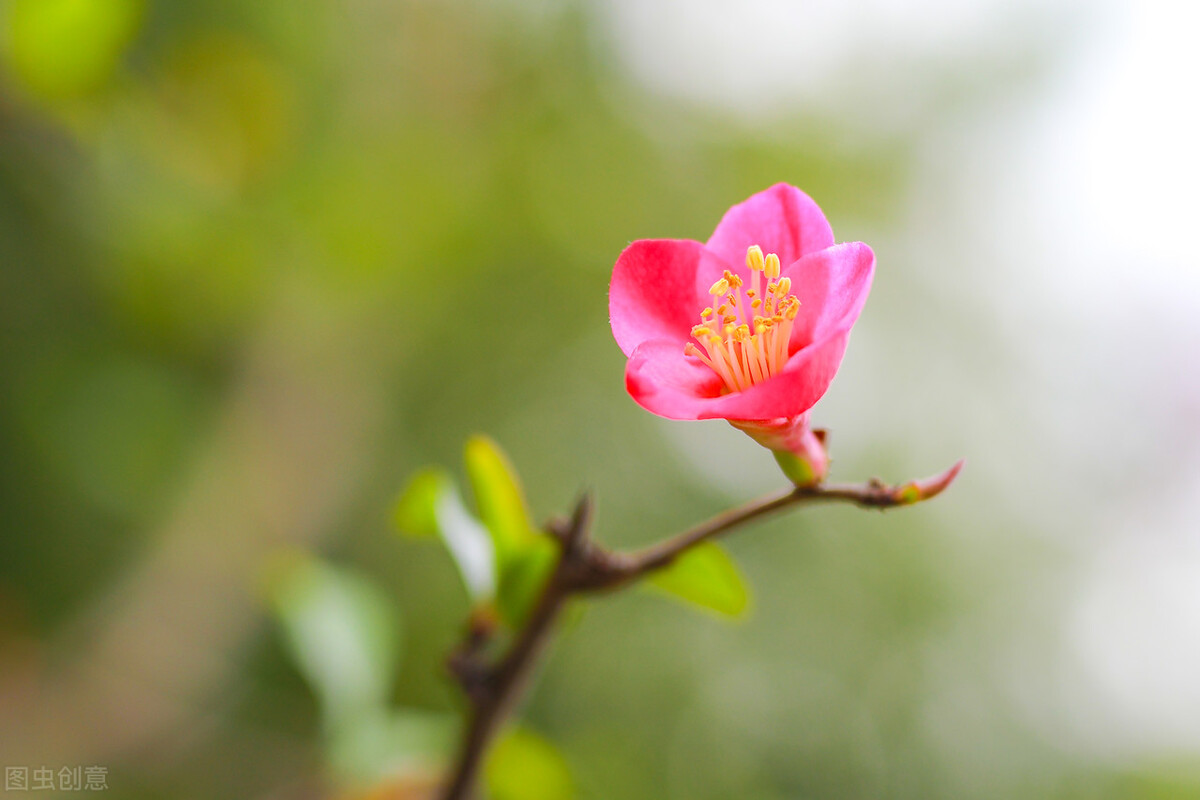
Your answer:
[683,244,801,394]
[746,245,765,272]
[765,253,780,279]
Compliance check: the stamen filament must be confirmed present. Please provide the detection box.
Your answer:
[684,245,802,394]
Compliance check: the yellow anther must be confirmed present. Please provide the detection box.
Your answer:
[765,253,781,279]
[746,245,765,272]
[684,250,802,394]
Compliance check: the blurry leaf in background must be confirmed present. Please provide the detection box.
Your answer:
[1,0,144,99]
[647,541,750,618]
[485,726,574,800]
[265,551,400,730]
[326,706,455,792]
[394,468,496,602]
[266,553,458,791]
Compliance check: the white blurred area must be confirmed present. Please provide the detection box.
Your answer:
[599,0,1200,763]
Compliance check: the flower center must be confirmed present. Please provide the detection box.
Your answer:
[684,245,801,393]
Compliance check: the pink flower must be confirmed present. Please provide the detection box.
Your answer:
[609,184,875,484]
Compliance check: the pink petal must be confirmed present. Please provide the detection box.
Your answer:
[609,239,722,357]
[625,339,724,419]
[702,184,835,288]
[625,330,852,422]
[702,329,851,420]
[783,242,875,352]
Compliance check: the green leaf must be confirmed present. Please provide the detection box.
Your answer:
[647,542,750,617]
[495,537,557,627]
[265,552,400,727]
[464,435,537,566]
[485,726,573,800]
[393,467,452,538]
[462,436,557,626]
[396,438,555,625]
[393,468,496,601]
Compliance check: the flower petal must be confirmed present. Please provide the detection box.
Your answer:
[783,242,875,352]
[625,329,853,422]
[625,339,724,420]
[701,330,852,420]
[610,239,719,357]
[703,184,835,285]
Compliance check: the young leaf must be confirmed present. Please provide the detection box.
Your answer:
[495,537,557,627]
[432,484,497,601]
[393,467,452,539]
[647,541,750,618]
[485,726,574,800]
[393,469,496,601]
[265,552,400,727]
[464,435,538,566]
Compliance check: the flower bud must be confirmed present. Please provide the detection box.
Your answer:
[890,459,964,504]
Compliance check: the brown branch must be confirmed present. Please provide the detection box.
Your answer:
[437,460,962,799]
[602,459,963,583]
[438,495,592,800]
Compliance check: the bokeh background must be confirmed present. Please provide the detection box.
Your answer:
[3,0,1200,797]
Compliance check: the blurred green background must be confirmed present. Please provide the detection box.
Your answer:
[3,0,1200,797]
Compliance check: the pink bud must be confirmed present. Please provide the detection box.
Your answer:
[891,459,964,504]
